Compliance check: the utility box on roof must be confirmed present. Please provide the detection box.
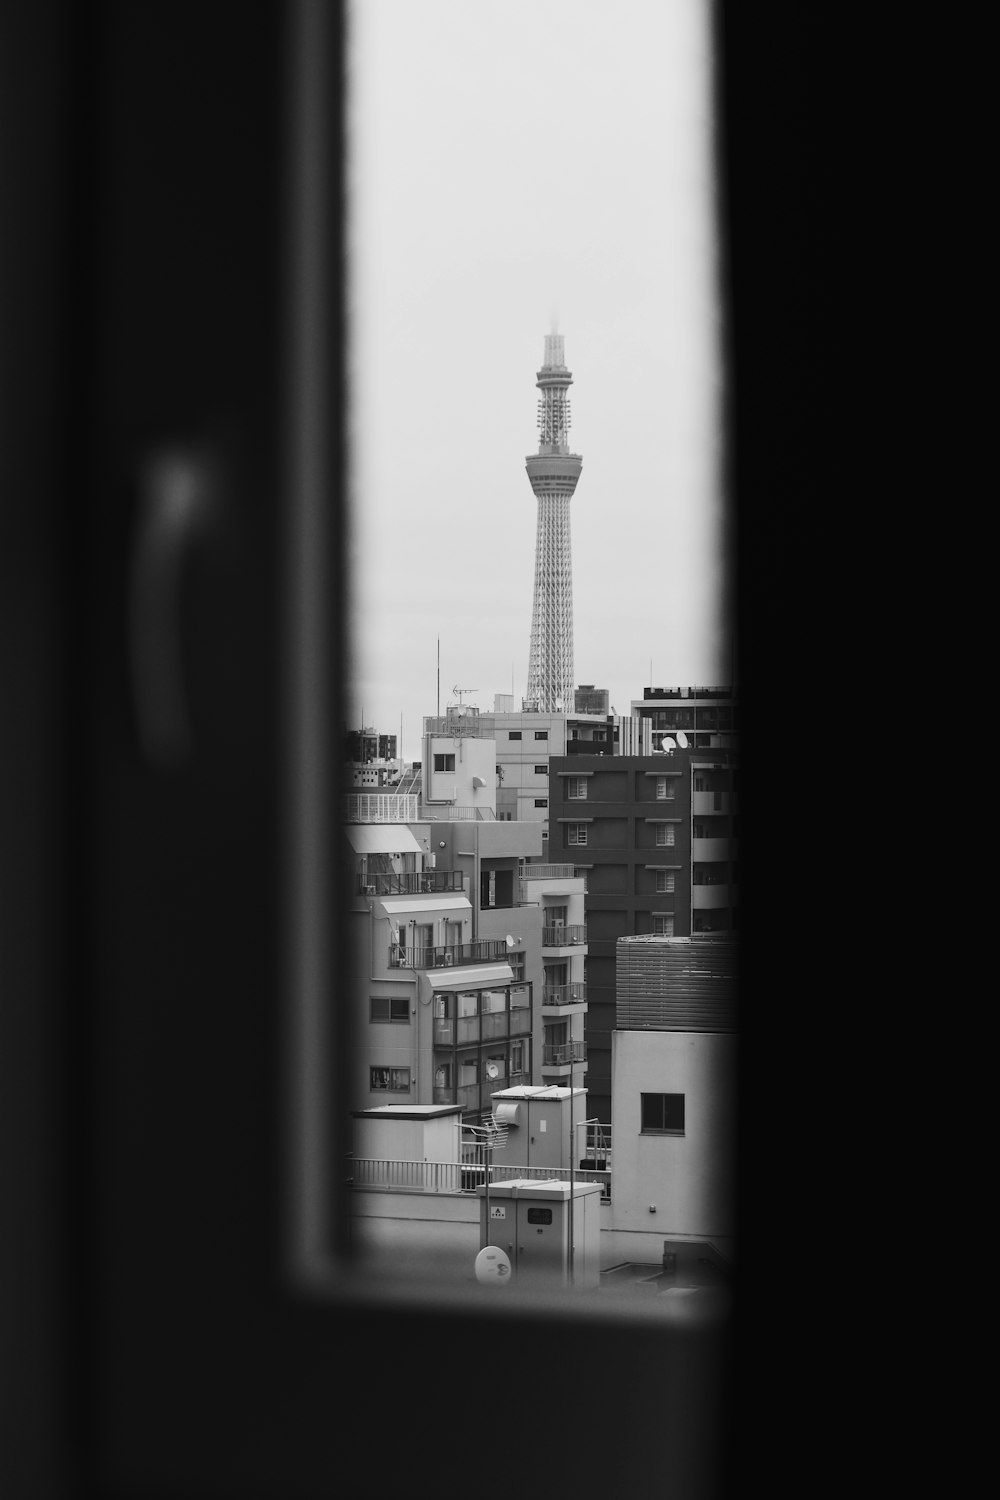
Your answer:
[490,1085,587,1172]
[477,1178,601,1289]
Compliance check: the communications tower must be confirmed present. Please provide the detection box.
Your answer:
[524,333,582,712]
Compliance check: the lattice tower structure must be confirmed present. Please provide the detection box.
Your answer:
[524,333,582,712]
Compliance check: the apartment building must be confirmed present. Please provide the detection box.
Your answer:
[344,723,589,1123]
[547,746,739,1123]
[631,685,738,752]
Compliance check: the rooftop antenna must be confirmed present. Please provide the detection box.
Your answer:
[452,686,477,706]
[437,637,440,718]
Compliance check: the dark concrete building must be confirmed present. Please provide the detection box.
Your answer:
[548,747,739,1124]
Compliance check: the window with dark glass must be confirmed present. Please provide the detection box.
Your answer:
[641,1093,685,1132]
[370,996,410,1024]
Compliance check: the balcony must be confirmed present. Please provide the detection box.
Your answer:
[519,866,588,900]
[388,938,510,970]
[542,982,587,1008]
[542,1040,586,1068]
[542,924,587,948]
[357,870,463,897]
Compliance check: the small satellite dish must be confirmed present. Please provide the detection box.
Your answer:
[474,1246,512,1285]
[662,736,676,753]
[486,1062,500,1079]
[505,935,516,949]
[676,730,689,748]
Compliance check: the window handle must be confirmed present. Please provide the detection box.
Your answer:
[128,448,213,769]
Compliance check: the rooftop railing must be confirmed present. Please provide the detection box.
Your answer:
[420,804,496,821]
[347,1157,611,1202]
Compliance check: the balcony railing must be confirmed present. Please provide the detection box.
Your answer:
[357,870,464,897]
[347,1157,610,1202]
[542,982,587,1007]
[542,924,587,947]
[344,793,419,823]
[519,867,588,897]
[542,1041,586,1067]
[388,938,510,970]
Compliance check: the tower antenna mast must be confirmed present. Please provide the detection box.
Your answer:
[524,332,581,713]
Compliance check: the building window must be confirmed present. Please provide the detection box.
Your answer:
[370,997,410,1024]
[433,753,455,772]
[655,824,676,846]
[655,777,674,800]
[534,764,547,775]
[370,1066,411,1092]
[534,798,548,808]
[567,778,588,800]
[695,775,705,792]
[641,1093,684,1133]
[655,870,675,893]
[508,731,522,740]
[534,730,548,741]
[509,951,525,982]
[567,824,588,846]
[653,915,674,936]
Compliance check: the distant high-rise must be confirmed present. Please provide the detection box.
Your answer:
[524,333,582,713]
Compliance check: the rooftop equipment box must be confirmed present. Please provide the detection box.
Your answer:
[477,1178,601,1289]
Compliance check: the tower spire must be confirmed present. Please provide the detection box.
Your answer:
[524,333,582,713]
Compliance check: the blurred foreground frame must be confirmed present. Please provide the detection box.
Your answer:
[0,2,768,1496]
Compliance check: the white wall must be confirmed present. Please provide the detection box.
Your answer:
[610,1029,737,1239]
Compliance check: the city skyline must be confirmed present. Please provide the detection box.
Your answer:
[346,0,730,760]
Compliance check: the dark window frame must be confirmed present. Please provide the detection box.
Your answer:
[641,1092,685,1133]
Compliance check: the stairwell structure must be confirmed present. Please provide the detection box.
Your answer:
[525,334,582,714]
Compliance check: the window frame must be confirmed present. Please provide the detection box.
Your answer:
[369,996,410,1024]
[640,1092,685,1134]
[369,1066,412,1093]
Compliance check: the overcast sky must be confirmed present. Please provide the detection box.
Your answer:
[346,0,730,761]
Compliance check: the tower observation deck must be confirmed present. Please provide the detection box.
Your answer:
[524,333,582,712]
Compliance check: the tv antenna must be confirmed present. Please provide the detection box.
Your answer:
[452,685,478,706]
[464,1115,509,1236]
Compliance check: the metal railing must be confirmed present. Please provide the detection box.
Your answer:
[420,804,496,821]
[542,924,587,946]
[344,793,419,823]
[357,870,463,897]
[542,982,587,1007]
[520,863,584,882]
[388,938,510,970]
[347,1156,611,1202]
[542,1041,586,1067]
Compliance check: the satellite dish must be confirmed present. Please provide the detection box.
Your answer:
[676,730,689,748]
[486,1062,500,1079]
[662,736,676,753]
[505,935,516,949]
[474,1246,512,1285]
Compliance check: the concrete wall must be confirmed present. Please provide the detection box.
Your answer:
[609,1030,737,1239]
